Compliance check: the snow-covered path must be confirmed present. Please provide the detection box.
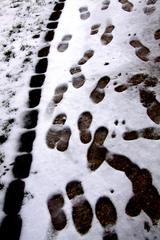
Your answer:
[1,0,160,240]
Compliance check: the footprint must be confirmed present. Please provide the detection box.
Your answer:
[126,186,160,223]
[13,154,32,179]
[47,194,67,231]
[38,46,50,58]
[45,30,55,42]
[49,11,62,21]
[54,2,65,11]
[126,184,160,223]
[53,84,68,105]
[56,127,71,151]
[86,126,160,223]
[72,75,86,89]
[95,196,117,227]
[114,84,128,93]
[70,65,81,75]
[101,25,115,45]
[123,127,160,140]
[46,83,67,115]
[103,230,118,240]
[90,24,101,35]
[3,180,25,215]
[101,0,110,10]
[139,89,160,124]
[46,113,67,149]
[46,113,71,151]
[35,58,48,74]
[77,112,93,144]
[23,110,38,129]
[143,76,158,87]
[78,50,94,65]
[87,127,108,171]
[57,35,72,52]
[30,74,45,88]
[79,6,90,20]
[106,153,160,223]
[125,195,141,217]
[147,0,157,4]
[114,74,158,92]
[66,180,84,200]
[47,21,58,30]
[128,73,147,86]
[143,6,156,15]
[18,131,36,153]
[70,65,86,88]
[155,56,160,63]
[139,89,156,108]
[154,29,160,40]
[114,74,160,124]
[119,0,134,12]
[66,181,93,234]
[0,215,22,240]
[147,102,160,125]
[90,76,110,104]
[96,197,118,240]
[141,186,160,224]
[130,39,150,62]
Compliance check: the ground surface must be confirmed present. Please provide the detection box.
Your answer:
[0,0,160,240]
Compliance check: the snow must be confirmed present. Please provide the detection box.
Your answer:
[1,0,160,240]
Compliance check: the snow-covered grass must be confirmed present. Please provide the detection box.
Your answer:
[0,0,55,228]
[1,0,160,240]
[0,1,54,177]
[0,0,53,148]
